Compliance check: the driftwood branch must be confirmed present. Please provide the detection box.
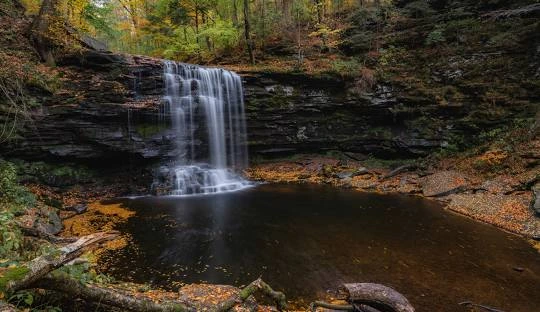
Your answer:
[216,278,287,312]
[33,275,193,312]
[4,231,118,294]
[310,301,355,311]
[459,301,506,312]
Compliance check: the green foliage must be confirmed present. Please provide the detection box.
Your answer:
[81,2,117,38]
[403,0,435,18]
[14,161,94,187]
[0,160,35,207]
[9,290,34,306]
[0,266,29,292]
[426,25,446,46]
[331,59,361,78]
[198,20,240,51]
[378,45,406,67]
[0,212,24,261]
[56,262,114,285]
[7,288,63,311]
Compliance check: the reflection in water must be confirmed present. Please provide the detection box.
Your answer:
[100,184,540,312]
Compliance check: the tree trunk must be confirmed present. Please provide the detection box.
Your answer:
[232,0,239,26]
[315,0,323,23]
[30,0,59,66]
[243,0,255,64]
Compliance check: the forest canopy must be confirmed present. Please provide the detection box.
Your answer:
[18,0,385,62]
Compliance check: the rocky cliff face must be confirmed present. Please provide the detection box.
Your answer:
[242,73,445,158]
[3,52,167,162]
[3,50,535,163]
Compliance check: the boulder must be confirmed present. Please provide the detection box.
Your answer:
[34,206,63,235]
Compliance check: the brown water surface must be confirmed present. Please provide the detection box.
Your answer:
[100,183,540,311]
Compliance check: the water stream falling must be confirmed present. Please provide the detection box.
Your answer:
[158,61,251,196]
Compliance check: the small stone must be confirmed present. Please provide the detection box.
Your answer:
[335,168,369,179]
[70,204,88,214]
[335,172,354,179]
[355,167,370,175]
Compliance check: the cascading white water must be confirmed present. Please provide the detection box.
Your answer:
[160,61,251,196]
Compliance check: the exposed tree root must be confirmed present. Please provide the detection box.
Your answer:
[216,278,287,311]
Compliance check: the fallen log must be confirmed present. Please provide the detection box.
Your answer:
[3,231,118,295]
[33,274,194,312]
[338,283,415,312]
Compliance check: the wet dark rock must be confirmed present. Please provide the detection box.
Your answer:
[3,51,169,163]
[336,172,355,179]
[335,167,370,179]
[70,204,88,214]
[5,50,534,163]
[34,207,63,235]
[532,183,540,216]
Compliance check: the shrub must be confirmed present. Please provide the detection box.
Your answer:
[0,160,35,207]
[403,0,435,18]
[331,59,361,78]
[426,25,447,46]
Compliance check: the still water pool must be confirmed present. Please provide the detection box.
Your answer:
[99,184,540,311]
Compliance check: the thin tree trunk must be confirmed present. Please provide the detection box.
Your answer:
[195,6,201,61]
[232,0,239,26]
[315,0,323,23]
[243,0,255,64]
[31,0,59,66]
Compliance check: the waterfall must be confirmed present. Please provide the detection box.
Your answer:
[158,61,251,196]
